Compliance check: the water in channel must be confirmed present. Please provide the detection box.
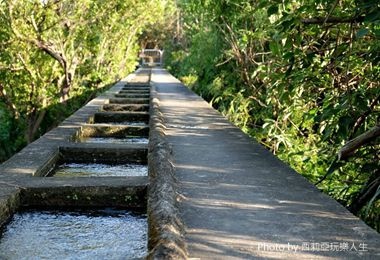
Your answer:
[81,137,149,144]
[101,122,148,126]
[53,163,148,177]
[0,209,147,259]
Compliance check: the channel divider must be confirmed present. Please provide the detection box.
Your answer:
[147,83,188,259]
[0,69,150,246]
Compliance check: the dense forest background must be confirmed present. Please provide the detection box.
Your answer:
[164,0,380,231]
[0,0,174,161]
[0,0,379,231]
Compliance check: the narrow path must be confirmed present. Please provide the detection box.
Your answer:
[151,68,380,259]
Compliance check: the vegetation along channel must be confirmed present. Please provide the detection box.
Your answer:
[0,0,379,259]
[0,65,154,258]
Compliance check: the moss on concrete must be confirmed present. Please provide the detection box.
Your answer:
[147,85,187,259]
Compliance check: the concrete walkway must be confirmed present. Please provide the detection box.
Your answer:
[151,69,380,259]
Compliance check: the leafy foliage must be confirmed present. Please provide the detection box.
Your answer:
[166,0,380,231]
[0,0,173,161]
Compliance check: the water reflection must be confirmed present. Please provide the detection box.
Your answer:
[101,122,148,127]
[53,163,148,177]
[81,137,149,144]
[0,209,147,259]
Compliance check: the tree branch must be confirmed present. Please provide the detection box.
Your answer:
[351,94,380,136]
[34,40,66,68]
[302,16,364,25]
[338,125,380,161]
[323,0,340,25]
[0,83,19,118]
[349,170,380,214]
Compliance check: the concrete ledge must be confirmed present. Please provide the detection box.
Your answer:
[0,186,20,228]
[93,111,150,123]
[119,89,151,94]
[147,84,187,259]
[102,104,150,112]
[24,142,148,177]
[76,124,149,139]
[115,93,150,98]
[124,83,151,88]
[0,73,138,178]
[109,98,150,104]
[59,143,148,164]
[151,68,380,259]
[21,182,147,209]
[0,70,150,232]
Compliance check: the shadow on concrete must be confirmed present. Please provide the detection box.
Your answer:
[151,71,380,259]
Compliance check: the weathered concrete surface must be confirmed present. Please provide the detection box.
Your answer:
[109,98,150,104]
[59,143,148,164]
[125,82,151,87]
[0,186,20,227]
[21,178,147,209]
[120,89,151,94]
[115,93,150,98]
[0,69,151,231]
[151,68,380,259]
[78,124,149,138]
[102,104,150,112]
[147,85,187,259]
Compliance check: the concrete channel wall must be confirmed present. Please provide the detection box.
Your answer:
[147,85,187,259]
[150,68,380,259]
[2,68,379,259]
[0,69,159,257]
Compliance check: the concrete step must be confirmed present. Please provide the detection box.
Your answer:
[102,104,149,112]
[93,112,149,124]
[108,98,150,105]
[79,124,149,138]
[115,93,150,98]
[119,89,150,93]
[59,143,148,164]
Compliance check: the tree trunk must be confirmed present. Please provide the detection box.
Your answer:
[0,83,19,118]
[26,109,46,143]
[349,170,380,214]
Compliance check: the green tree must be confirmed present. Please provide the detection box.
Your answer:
[0,0,174,160]
[166,0,380,230]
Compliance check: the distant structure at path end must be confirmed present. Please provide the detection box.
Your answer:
[139,49,163,67]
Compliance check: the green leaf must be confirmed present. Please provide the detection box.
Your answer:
[365,185,380,216]
[269,41,280,55]
[283,51,294,60]
[364,10,380,23]
[356,28,369,38]
[267,5,279,16]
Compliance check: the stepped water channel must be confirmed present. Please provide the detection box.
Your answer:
[0,68,379,259]
[0,69,156,259]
